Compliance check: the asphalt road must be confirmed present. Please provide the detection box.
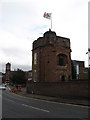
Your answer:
[1,90,89,119]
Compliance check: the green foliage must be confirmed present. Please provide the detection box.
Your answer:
[10,69,27,84]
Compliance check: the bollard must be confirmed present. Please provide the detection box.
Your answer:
[31,91,33,94]
[18,85,22,92]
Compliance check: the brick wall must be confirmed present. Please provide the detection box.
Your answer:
[27,80,89,98]
[32,30,72,82]
[79,67,88,79]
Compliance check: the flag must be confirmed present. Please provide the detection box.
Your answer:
[43,12,52,19]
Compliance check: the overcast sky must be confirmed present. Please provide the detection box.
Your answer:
[0,0,89,72]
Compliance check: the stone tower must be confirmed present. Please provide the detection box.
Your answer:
[5,62,11,83]
[32,30,72,82]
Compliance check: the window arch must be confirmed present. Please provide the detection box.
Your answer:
[57,54,68,66]
[61,75,65,81]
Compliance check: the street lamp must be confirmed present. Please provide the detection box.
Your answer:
[86,48,90,79]
[86,48,90,67]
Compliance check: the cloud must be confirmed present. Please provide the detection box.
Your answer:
[1,62,32,73]
[0,0,89,72]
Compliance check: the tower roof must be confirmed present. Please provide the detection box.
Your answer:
[43,29,56,37]
[6,62,11,66]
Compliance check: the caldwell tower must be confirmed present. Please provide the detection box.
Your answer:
[32,30,72,82]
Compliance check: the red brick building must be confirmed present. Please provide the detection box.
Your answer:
[5,62,11,83]
[32,30,72,82]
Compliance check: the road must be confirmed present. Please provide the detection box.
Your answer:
[1,90,89,119]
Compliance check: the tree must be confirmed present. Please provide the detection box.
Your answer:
[10,69,27,85]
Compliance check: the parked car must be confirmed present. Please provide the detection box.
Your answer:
[0,85,6,90]
[4,83,7,87]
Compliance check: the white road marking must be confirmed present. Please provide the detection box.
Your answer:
[22,104,50,113]
[15,93,89,109]
[3,93,50,113]
[4,97,16,103]
[7,91,89,109]
[7,86,11,90]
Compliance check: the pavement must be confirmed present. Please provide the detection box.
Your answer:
[7,85,89,106]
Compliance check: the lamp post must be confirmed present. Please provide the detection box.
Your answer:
[86,48,90,79]
[86,48,90,67]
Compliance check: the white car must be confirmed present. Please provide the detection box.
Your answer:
[0,85,6,90]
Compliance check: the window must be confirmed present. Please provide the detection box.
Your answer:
[33,70,37,82]
[46,36,49,43]
[61,75,65,81]
[68,75,70,80]
[57,54,67,66]
[58,55,64,65]
[34,53,37,65]
[47,36,49,39]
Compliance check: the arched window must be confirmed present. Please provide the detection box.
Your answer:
[34,53,37,65]
[57,54,68,66]
[61,75,65,81]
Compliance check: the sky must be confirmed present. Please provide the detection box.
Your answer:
[0,0,89,72]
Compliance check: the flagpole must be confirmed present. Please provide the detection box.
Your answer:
[51,13,52,30]
[43,12,52,30]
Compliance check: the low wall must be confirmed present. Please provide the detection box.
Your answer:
[26,80,89,99]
